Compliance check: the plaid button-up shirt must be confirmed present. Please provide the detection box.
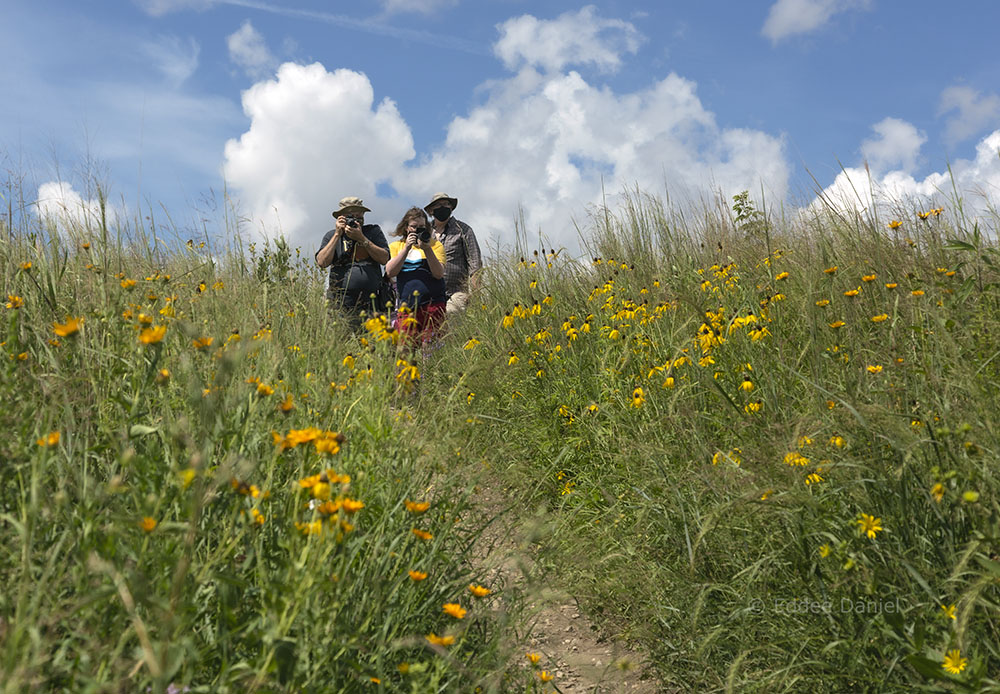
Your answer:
[435,217,482,297]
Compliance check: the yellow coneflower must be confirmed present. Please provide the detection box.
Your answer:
[139,325,167,344]
[120,278,136,289]
[20,261,32,270]
[942,649,967,675]
[888,220,902,229]
[815,299,830,307]
[862,274,876,282]
[507,352,519,366]
[871,313,889,322]
[775,271,789,281]
[279,394,294,413]
[940,603,956,621]
[844,287,861,297]
[342,353,355,369]
[930,483,945,502]
[426,633,455,647]
[856,513,883,539]
[52,316,83,337]
[463,337,480,349]
[867,365,883,374]
[5,295,24,309]
[829,435,845,448]
[257,383,275,396]
[823,266,838,274]
[192,336,213,349]
[911,289,925,297]
[526,653,541,665]
[539,671,554,682]
[442,603,466,619]
[631,387,645,408]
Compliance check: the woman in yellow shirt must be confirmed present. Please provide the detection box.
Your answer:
[385,207,447,343]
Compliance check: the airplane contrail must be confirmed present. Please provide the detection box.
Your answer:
[216,0,489,56]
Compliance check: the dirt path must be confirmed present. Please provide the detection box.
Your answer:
[471,479,661,693]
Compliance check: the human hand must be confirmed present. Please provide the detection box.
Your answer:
[406,232,419,248]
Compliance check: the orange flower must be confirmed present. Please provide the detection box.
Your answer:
[139,325,167,344]
[426,633,455,647]
[411,528,433,541]
[192,336,214,349]
[408,570,428,581]
[52,316,83,337]
[442,603,467,619]
[405,499,430,513]
[468,584,491,597]
[140,517,157,533]
[36,431,61,447]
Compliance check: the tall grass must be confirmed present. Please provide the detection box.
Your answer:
[4,174,1000,693]
[416,190,1000,692]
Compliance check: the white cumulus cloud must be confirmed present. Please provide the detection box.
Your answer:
[222,11,789,255]
[860,117,926,174]
[222,62,415,244]
[809,129,1000,221]
[494,5,644,73]
[36,181,120,233]
[392,67,788,250]
[227,20,277,80]
[939,85,1000,146]
[762,0,870,42]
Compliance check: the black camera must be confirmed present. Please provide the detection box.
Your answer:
[344,215,361,228]
[418,228,431,244]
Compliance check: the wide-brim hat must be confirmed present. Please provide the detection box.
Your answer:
[332,196,371,218]
[424,192,458,212]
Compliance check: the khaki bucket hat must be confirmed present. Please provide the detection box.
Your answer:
[332,196,371,218]
[424,192,458,213]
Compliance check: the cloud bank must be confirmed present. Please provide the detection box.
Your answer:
[811,121,1000,221]
[223,7,789,253]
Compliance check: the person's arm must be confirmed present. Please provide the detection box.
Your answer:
[423,239,445,279]
[463,224,483,290]
[385,238,412,278]
[317,218,350,267]
[363,226,390,265]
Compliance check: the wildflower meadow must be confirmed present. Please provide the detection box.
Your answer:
[2,182,1000,692]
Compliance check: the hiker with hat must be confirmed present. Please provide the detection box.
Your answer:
[424,192,482,314]
[315,196,390,318]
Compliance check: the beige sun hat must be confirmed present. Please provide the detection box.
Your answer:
[332,196,371,218]
[424,192,458,212]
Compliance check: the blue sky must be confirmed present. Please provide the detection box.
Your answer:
[3,0,999,254]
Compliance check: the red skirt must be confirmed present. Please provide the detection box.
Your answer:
[393,301,447,344]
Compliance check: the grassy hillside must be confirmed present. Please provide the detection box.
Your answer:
[2,188,1000,692]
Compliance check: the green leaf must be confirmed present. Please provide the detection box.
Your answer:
[905,654,943,681]
[943,240,977,252]
[128,424,159,437]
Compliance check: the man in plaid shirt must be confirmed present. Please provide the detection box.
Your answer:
[424,192,482,314]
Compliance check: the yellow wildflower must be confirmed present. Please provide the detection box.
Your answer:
[442,603,466,619]
[52,316,83,337]
[942,649,967,675]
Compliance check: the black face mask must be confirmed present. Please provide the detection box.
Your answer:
[432,207,451,222]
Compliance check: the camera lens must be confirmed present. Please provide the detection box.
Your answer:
[419,229,430,243]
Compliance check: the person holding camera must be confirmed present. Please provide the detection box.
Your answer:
[385,207,447,343]
[315,196,390,319]
[424,192,481,314]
